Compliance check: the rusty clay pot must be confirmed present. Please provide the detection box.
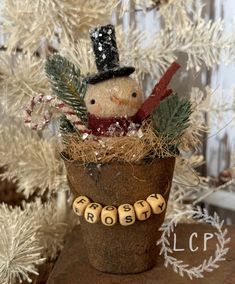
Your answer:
[64,157,175,274]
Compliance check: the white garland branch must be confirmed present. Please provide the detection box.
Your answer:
[1,0,120,52]
[0,204,45,284]
[22,199,77,260]
[0,53,49,117]
[0,199,76,284]
[0,115,67,197]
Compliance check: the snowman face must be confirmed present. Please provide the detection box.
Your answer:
[85,77,143,118]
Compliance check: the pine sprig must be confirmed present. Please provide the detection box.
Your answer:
[59,115,76,134]
[45,54,87,122]
[151,94,192,144]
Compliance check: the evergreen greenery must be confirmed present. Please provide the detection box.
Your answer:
[45,54,87,122]
[151,94,192,146]
[59,116,76,134]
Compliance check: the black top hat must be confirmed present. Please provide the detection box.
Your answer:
[85,24,135,84]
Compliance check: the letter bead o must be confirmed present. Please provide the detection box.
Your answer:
[101,206,117,226]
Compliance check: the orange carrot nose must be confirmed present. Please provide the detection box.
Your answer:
[111,95,129,106]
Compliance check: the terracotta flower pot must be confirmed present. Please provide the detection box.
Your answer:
[64,157,175,274]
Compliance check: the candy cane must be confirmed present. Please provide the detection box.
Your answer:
[24,94,90,134]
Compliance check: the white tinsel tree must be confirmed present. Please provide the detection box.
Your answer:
[0,0,234,283]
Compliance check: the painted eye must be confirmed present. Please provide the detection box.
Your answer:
[90,99,96,104]
[131,92,137,98]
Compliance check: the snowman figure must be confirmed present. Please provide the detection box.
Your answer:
[84,24,180,136]
[24,24,180,136]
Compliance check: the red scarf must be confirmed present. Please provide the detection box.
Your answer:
[88,114,133,136]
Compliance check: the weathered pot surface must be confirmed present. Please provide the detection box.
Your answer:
[64,157,175,274]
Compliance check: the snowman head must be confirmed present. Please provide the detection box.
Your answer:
[85,76,143,118]
[85,25,142,118]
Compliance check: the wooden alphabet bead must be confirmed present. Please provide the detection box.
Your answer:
[101,206,118,226]
[146,193,166,214]
[84,203,102,224]
[73,196,91,216]
[118,204,136,226]
[134,200,151,221]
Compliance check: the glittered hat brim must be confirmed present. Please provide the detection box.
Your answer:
[85,66,135,84]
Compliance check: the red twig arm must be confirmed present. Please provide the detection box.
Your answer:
[153,62,180,94]
[132,62,180,124]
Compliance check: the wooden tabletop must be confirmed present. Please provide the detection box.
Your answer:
[47,223,235,284]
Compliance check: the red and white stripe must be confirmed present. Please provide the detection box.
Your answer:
[24,94,90,134]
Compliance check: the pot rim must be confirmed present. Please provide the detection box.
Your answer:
[61,151,176,166]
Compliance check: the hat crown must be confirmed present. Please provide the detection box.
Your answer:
[87,24,135,84]
[90,24,119,72]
